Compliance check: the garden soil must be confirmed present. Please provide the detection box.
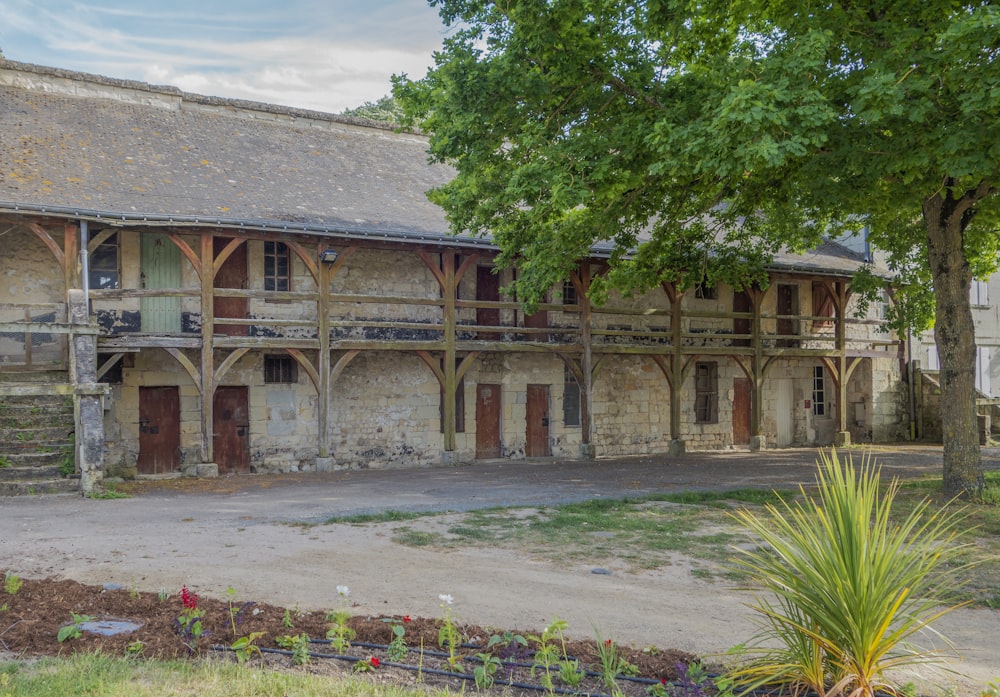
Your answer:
[1,446,998,694]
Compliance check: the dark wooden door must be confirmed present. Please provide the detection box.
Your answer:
[138,386,180,475]
[475,383,502,458]
[525,305,548,342]
[525,384,550,457]
[213,237,248,336]
[733,290,752,347]
[733,378,751,445]
[776,284,798,347]
[213,386,250,474]
[476,266,501,340]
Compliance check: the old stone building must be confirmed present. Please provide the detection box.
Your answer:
[0,60,911,492]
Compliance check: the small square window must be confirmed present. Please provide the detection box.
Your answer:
[264,355,297,383]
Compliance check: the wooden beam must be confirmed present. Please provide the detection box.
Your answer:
[199,231,215,462]
[212,348,251,393]
[96,352,127,381]
[28,223,65,268]
[165,347,203,394]
[164,231,203,281]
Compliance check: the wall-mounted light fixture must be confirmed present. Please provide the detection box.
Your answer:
[319,249,339,263]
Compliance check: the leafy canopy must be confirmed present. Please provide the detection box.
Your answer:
[395,0,1000,321]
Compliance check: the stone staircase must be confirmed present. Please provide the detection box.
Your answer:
[0,373,79,495]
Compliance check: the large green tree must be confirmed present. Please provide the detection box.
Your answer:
[394,0,1000,496]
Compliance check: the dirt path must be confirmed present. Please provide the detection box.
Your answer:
[1,447,997,694]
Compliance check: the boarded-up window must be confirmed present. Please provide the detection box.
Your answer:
[90,232,120,290]
[563,365,581,426]
[694,362,718,423]
[812,282,835,328]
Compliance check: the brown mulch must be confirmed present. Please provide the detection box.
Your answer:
[0,573,704,696]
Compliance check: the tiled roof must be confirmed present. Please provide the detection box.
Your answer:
[0,60,878,276]
[0,60,455,239]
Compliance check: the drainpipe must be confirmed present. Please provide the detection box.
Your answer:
[80,220,91,311]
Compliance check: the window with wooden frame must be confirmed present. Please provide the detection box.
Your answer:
[562,278,578,306]
[89,232,120,290]
[812,365,827,417]
[263,241,291,292]
[694,282,717,300]
[693,362,718,423]
[563,365,581,426]
[263,355,297,383]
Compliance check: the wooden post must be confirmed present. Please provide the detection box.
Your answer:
[835,283,851,445]
[200,231,215,464]
[751,286,765,444]
[317,243,331,460]
[442,251,457,454]
[579,264,595,457]
[666,283,684,451]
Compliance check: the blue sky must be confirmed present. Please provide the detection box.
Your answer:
[0,1,448,113]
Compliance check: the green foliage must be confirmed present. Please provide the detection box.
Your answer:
[229,632,264,663]
[58,448,75,477]
[0,455,11,469]
[4,572,23,596]
[340,95,405,124]
[276,633,312,665]
[726,450,974,697]
[473,652,501,690]
[56,613,93,643]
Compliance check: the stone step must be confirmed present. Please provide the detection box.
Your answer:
[0,425,74,442]
[0,477,79,496]
[0,464,67,481]
[0,451,71,469]
[0,371,69,385]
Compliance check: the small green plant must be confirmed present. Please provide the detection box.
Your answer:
[437,594,463,670]
[58,448,76,477]
[474,652,501,690]
[726,449,974,697]
[529,618,567,693]
[4,572,23,596]
[593,632,638,691]
[230,632,265,663]
[0,455,11,469]
[57,613,93,643]
[558,658,586,688]
[86,484,129,499]
[282,607,294,628]
[276,633,311,665]
[157,588,169,602]
[982,679,1000,697]
[325,585,356,652]
[382,615,411,661]
[125,640,145,657]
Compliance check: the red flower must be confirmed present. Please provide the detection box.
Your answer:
[661,678,668,685]
[180,585,199,609]
[403,615,411,623]
[370,656,380,668]
[604,639,612,648]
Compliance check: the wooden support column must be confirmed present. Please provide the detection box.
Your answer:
[750,286,766,448]
[199,231,215,464]
[663,282,685,454]
[441,251,458,455]
[834,282,851,445]
[578,264,595,458]
[317,243,332,460]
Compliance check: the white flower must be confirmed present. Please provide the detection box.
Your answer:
[337,585,350,597]
[438,593,454,605]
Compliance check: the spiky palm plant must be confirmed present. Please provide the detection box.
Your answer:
[726,449,972,697]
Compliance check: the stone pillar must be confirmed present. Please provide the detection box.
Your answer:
[68,289,105,495]
[668,439,686,456]
[750,435,766,451]
[835,431,852,447]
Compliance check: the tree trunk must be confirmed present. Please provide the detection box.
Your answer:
[923,189,984,498]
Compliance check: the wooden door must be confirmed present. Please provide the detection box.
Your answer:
[140,233,181,333]
[733,290,752,347]
[475,383,502,458]
[776,284,799,347]
[476,266,501,340]
[213,386,250,473]
[138,386,180,474]
[213,237,248,336]
[525,304,548,342]
[733,378,751,445]
[525,384,550,457]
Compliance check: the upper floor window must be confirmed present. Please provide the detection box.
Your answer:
[812,282,835,328]
[89,232,119,289]
[263,241,290,291]
[971,279,989,306]
[264,355,297,383]
[562,278,578,306]
[694,282,717,300]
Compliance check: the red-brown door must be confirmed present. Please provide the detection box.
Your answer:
[476,266,501,340]
[213,386,250,474]
[138,386,180,475]
[733,378,751,445]
[476,383,502,458]
[525,384,550,457]
[213,237,248,336]
[776,284,798,348]
[524,305,548,342]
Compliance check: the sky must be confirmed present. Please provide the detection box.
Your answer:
[0,0,449,113]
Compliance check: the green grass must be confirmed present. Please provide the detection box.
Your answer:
[0,653,459,697]
[324,509,436,525]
